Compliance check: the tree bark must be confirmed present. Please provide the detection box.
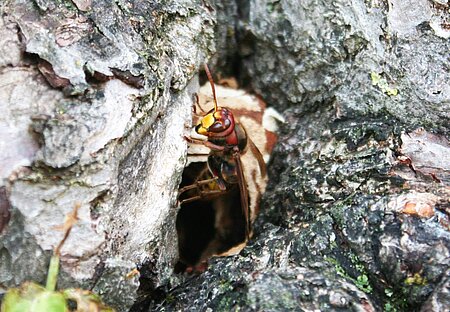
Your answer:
[154,0,450,311]
[1,0,449,311]
[0,0,213,310]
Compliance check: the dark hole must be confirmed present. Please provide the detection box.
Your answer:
[175,162,247,272]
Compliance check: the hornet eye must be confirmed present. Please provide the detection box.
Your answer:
[209,119,231,132]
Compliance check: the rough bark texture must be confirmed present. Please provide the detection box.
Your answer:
[1,0,449,311]
[0,0,213,310]
[151,1,450,312]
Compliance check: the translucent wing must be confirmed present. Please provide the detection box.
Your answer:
[248,138,267,178]
[233,150,250,239]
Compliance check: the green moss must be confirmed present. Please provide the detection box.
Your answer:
[324,255,373,294]
[214,279,248,311]
[370,72,398,96]
[349,253,363,272]
[384,288,394,298]
[218,279,234,292]
[383,288,408,312]
[325,257,348,279]
[384,302,397,312]
[355,274,372,293]
[404,273,427,286]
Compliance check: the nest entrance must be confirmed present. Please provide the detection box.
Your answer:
[175,162,246,272]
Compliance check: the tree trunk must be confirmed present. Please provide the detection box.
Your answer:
[152,0,450,311]
[1,0,449,311]
[0,0,213,310]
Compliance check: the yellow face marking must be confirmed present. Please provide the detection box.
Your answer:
[196,113,215,135]
[197,126,208,135]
